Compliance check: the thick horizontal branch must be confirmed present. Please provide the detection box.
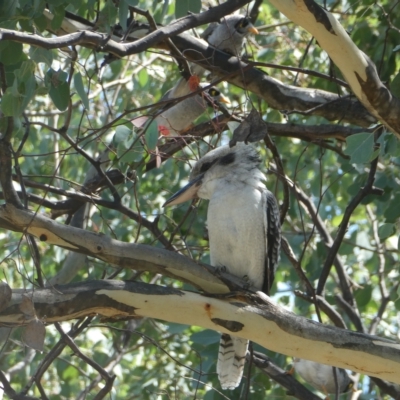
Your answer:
[269,0,400,137]
[52,0,253,53]
[42,9,373,127]
[0,20,375,127]
[164,34,376,128]
[144,118,361,172]
[266,122,369,141]
[0,204,229,293]
[1,280,400,385]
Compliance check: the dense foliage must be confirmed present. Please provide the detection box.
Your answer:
[0,0,400,399]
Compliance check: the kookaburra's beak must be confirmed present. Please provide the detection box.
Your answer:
[163,173,204,207]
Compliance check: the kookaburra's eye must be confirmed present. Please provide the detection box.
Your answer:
[209,89,219,97]
[219,152,235,165]
[200,161,213,173]
[199,158,219,173]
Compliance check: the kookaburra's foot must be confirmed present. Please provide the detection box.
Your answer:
[214,265,227,276]
[213,266,242,291]
[241,274,251,290]
[213,269,255,292]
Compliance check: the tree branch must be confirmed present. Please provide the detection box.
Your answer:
[0,23,376,127]
[317,154,379,295]
[268,0,400,137]
[1,280,400,384]
[251,352,322,400]
[0,203,237,294]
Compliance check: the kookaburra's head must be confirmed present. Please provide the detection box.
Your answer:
[163,144,265,207]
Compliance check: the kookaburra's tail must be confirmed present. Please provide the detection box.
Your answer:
[217,334,248,390]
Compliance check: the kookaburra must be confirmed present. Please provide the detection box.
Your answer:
[164,144,281,390]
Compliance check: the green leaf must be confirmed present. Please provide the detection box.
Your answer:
[145,120,159,151]
[29,46,53,66]
[33,13,49,32]
[97,0,117,32]
[46,69,70,111]
[1,88,23,116]
[379,131,400,157]
[355,285,373,309]
[0,60,37,116]
[114,125,132,145]
[114,125,143,164]
[20,75,37,111]
[118,0,128,31]
[73,72,89,109]
[344,132,376,164]
[384,194,400,222]
[166,323,189,334]
[190,329,220,346]
[15,60,36,82]
[0,0,17,21]
[0,41,23,65]
[138,68,148,88]
[61,364,79,381]
[391,71,400,99]
[29,0,46,15]
[50,5,65,31]
[175,0,201,18]
[49,81,70,111]
[378,223,395,240]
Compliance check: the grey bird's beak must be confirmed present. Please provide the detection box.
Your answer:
[247,24,259,35]
[218,94,231,104]
[163,173,204,207]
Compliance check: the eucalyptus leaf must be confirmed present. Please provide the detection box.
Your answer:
[175,0,201,18]
[344,132,376,164]
[73,72,89,109]
[145,120,159,151]
[378,223,395,240]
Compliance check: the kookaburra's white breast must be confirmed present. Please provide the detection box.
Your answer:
[199,177,267,289]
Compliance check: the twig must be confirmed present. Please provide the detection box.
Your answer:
[316,153,379,295]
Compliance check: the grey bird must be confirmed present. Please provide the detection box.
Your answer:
[202,14,259,56]
[156,79,230,136]
[163,144,281,389]
[293,358,353,395]
[190,14,259,78]
[134,78,230,136]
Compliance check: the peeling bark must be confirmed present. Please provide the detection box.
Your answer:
[269,0,400,136]
[1,280,399,384]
